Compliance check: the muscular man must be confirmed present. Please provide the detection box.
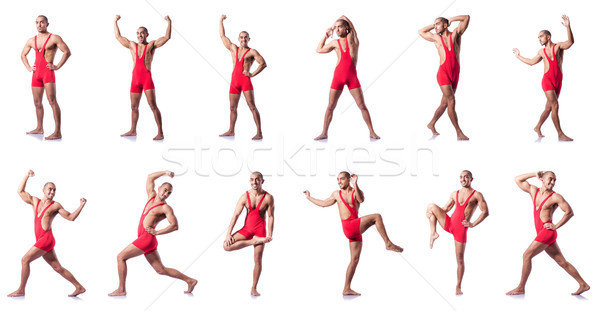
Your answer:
[219,15,267,140]
[8,170,86,297]
[21,15,71,140]
[419,15,470,140]
[506,171,589,295]
[223,172,274,296]
[314,16,380,140]
[304,172,403,295]
[115,15,171,140]
[108,171,197,296]
[425,170,489,295]
[513,15,574,141]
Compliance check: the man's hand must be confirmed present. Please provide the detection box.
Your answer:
[512,48,520,57]
[166,171,175,178]
[326,26,334,38]
[165,15,171,22]
[46,63,58,70]
[544,223,557,230]
[221,15,227,21]
[561,15,570,28]
[80,198,87,206]
[537,171,544,179]
[350,174,358,188]
[243,70,251,77]
[224,234,235,246]
[145,227,158,235]
[115,15,121,22]
[462,220,473,228]
[303,190,311,198]
[27,170,35,177]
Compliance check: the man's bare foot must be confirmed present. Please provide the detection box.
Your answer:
[69,286,86,297]
[534,127,544,138]
[153,133,164,140]
[429,232,439,249]
[252,133,263,140]
[220,130,235,137]
[385,242,404,252]
[251,288,261,296]
[457,133,469,140]
[370,132,381,139]
[253,237,271,245]
[185,279,198,294]
[314,133,328,140]
[343,288,361,296]
[572,283,590,295]
[121,130,137,137]
[506,287,525,295]
[558,134,573,141]
[7,289,25,297]
[108,289,127,296]
[456,287,463,295]
[427,123,440,135]
[26,128,44,135]
[45,132,62,140]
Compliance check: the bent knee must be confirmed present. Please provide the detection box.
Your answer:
[154,267,167,275]
[52,264,64,273]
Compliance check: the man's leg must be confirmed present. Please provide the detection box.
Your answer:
[43,83,62,140]
[314,89,343,140]
[348,87,380,139]
[242,90,263,140]
[343,241,362,295]
[358,213,403,252]
[42,250,85,296]
[121,92,143,137]
[145,251,197,294]
[440,85,468,140]
[251,244,265,296]
[534,101,551,138]
[220,93,241,137]
[108,244,145,296]
[506,241,548,295]
[545,243,590,295]
[427,95,447,136]
[7,247,46,297]
[454,241,466,295]
[544,90,572,141]
[144,89,164,140]
[223,232,269,252]
[27,87,45,134]
[426,203,448,249]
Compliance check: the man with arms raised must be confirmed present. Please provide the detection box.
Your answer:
[304,172,403,295]
[115,15,171,140]
[21,15,71,140]
[426,170,489,294]
[219,15,267,140]
[223,172,274,296]
[8,170,86,297]
[419,15,470,140]
[109,171,197,296]
[513,15,574,141]
[506,171,589,295]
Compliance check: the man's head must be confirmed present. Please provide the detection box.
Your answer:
[137,27,149,43]
[239,31,250,48]
[460,170,473,188]
[36,15,49,33]
[334,19,350,38]
[434,17,449,35]
[337,171,351,189]
[157,182,173,201]
[43,182,56,200]
[538,30,551,46]
[249,171,264,191]
[540,171,556,191]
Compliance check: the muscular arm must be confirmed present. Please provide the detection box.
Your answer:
[546,194,574,230]
[225,194,245,237]
[441,193,456,213]
[450,15,470,35]
[21,39,34,72]
[267,196,275,238]
[513,49,543,66]
[50,35,71,70]
[219,15,235,51]
[154,16,172,48]
[465,193,489,228]
[304,190,336,207]
[114,15,132,48]
[146,171,174,197]
[514,172,539,194]
[248,50,267,77]
[557,15,574,50]
[418,24,436,42]
[152,205,179,235]
[316,29,335,54]
[17,170,35,205]
[57,199,86,221]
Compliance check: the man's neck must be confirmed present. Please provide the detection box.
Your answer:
[37,30,49,36]
[249,188,264,195]
[545,40,554,48]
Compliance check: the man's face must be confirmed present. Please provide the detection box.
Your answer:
[434,18,447,35]
[334,21,348,37]
[337,173,350,189]
[36,17,48,33]
[541,173,556,190]
[459,172,473,188]
[44,183,56,200]
[538,32,550,46]
[249,173,263,190]
[137,28,148,43]
[238,32,250,48]
[158,185,173,201]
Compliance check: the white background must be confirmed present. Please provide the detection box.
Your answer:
[0,0,597,310]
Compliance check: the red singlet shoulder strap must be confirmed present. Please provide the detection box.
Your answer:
[142,44,148,60]
[42,34,52,51]
[533,188,540,208]
[241,48,251,60]
[257,192,267,210]
[35,199,41,215]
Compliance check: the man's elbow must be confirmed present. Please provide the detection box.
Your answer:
[172,224,179,231]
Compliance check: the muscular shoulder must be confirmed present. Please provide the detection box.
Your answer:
[474,191,486,202]
[332,190,340,200]
[49,201,63,213]
[550,192,566,203]
[158,203,174,214]
[50,34,64,43]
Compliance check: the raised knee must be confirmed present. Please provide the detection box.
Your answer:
[522,252,533,261]
[117,253,127,262]
[223,245,233,252]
